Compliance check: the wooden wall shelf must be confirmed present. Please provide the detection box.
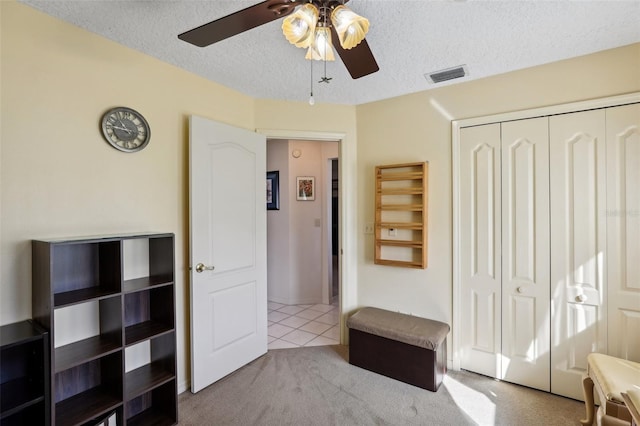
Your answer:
[375,162,428,269]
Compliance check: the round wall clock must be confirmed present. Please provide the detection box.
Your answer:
[101,107,151,152]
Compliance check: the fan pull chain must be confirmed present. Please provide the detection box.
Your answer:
[320,55,332,84]
[319,7,332,84]
[309,60,315,106]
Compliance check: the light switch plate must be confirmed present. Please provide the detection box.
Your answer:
[364,223,374,234]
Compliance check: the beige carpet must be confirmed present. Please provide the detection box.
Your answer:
[179,345,586,425]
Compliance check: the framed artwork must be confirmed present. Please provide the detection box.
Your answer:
[266,171,280,210]
[296,176,315,201]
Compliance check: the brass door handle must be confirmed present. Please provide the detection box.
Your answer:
[195,263,215,273]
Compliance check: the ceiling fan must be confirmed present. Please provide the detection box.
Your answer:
[178,0,379,79]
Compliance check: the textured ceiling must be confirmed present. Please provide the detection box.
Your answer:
[19,0,640,105]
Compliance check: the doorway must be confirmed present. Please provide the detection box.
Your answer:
[330,158,339,303]
[265,138,341,349]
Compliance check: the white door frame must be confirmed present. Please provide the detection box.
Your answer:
[257,128,351,344]
[451,92,640,371]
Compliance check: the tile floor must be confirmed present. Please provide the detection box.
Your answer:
[267,300,339,349]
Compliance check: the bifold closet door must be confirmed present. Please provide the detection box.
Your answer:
[458,99,639,400]
[500,117,550,392]
[550,109,607,400]
[459,123,502,378]
[606,103,640,362]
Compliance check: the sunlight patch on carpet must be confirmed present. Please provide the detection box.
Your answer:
[443,375,496,424]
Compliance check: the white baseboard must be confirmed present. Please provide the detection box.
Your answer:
[178,378,190,394]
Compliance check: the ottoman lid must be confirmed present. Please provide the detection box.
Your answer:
[347,307,450,350]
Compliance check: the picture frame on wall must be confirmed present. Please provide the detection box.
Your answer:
[266,171,280,210]
[296,176,315,201]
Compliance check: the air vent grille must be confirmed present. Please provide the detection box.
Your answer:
[426,65,468,84]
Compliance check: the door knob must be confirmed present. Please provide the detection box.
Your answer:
[516,286,524,294]
[195,263,215,273]
[575,294,587,303]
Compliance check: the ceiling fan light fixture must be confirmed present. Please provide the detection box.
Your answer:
[305,26,335,61]
[179,0,379,81]
[282,3,319,48]
[330,5,369,50]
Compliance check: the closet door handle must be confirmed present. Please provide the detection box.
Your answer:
[575,294,587,303]
[516,286,524,294]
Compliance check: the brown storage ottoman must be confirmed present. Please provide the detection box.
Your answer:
[347,307,449,391]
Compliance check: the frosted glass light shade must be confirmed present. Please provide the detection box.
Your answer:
[282,3,319,48]
[331,5,369,50]
[305,26,335,61]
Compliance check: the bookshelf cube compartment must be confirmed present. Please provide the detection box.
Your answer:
[125,333,176,402]
[54,352,123,426]
[124,286,175,346]
[0,321,48,426]
[125,380,177,426]
[1,340,46,416]
[123,236,174,293]
[39,240,122,308]
[125,333,176,377]
[54,296,122,373]
[0,401,46,426]
[124,333,176,426]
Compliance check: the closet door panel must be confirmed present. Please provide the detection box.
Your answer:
[459,124,502,378]
[606,103,640,362]
[501,117,550,391]
[550,109,607,400]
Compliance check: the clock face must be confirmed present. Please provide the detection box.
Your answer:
[101,107,151,152]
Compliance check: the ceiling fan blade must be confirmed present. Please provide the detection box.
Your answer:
[179,0,301,47]
[330,27,379,79]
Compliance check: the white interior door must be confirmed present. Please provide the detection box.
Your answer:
[550,109,607,400]
[606,104,640,362]
[189,115,267,393]
[459,123,502,378]
[500,117,550,391]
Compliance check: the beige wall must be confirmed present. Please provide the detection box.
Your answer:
[266,140,291,303]
[355,44,640,355]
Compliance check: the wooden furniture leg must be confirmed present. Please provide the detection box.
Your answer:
[582,373,596,425]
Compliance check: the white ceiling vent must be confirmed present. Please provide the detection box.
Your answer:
[426,65,468,84]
